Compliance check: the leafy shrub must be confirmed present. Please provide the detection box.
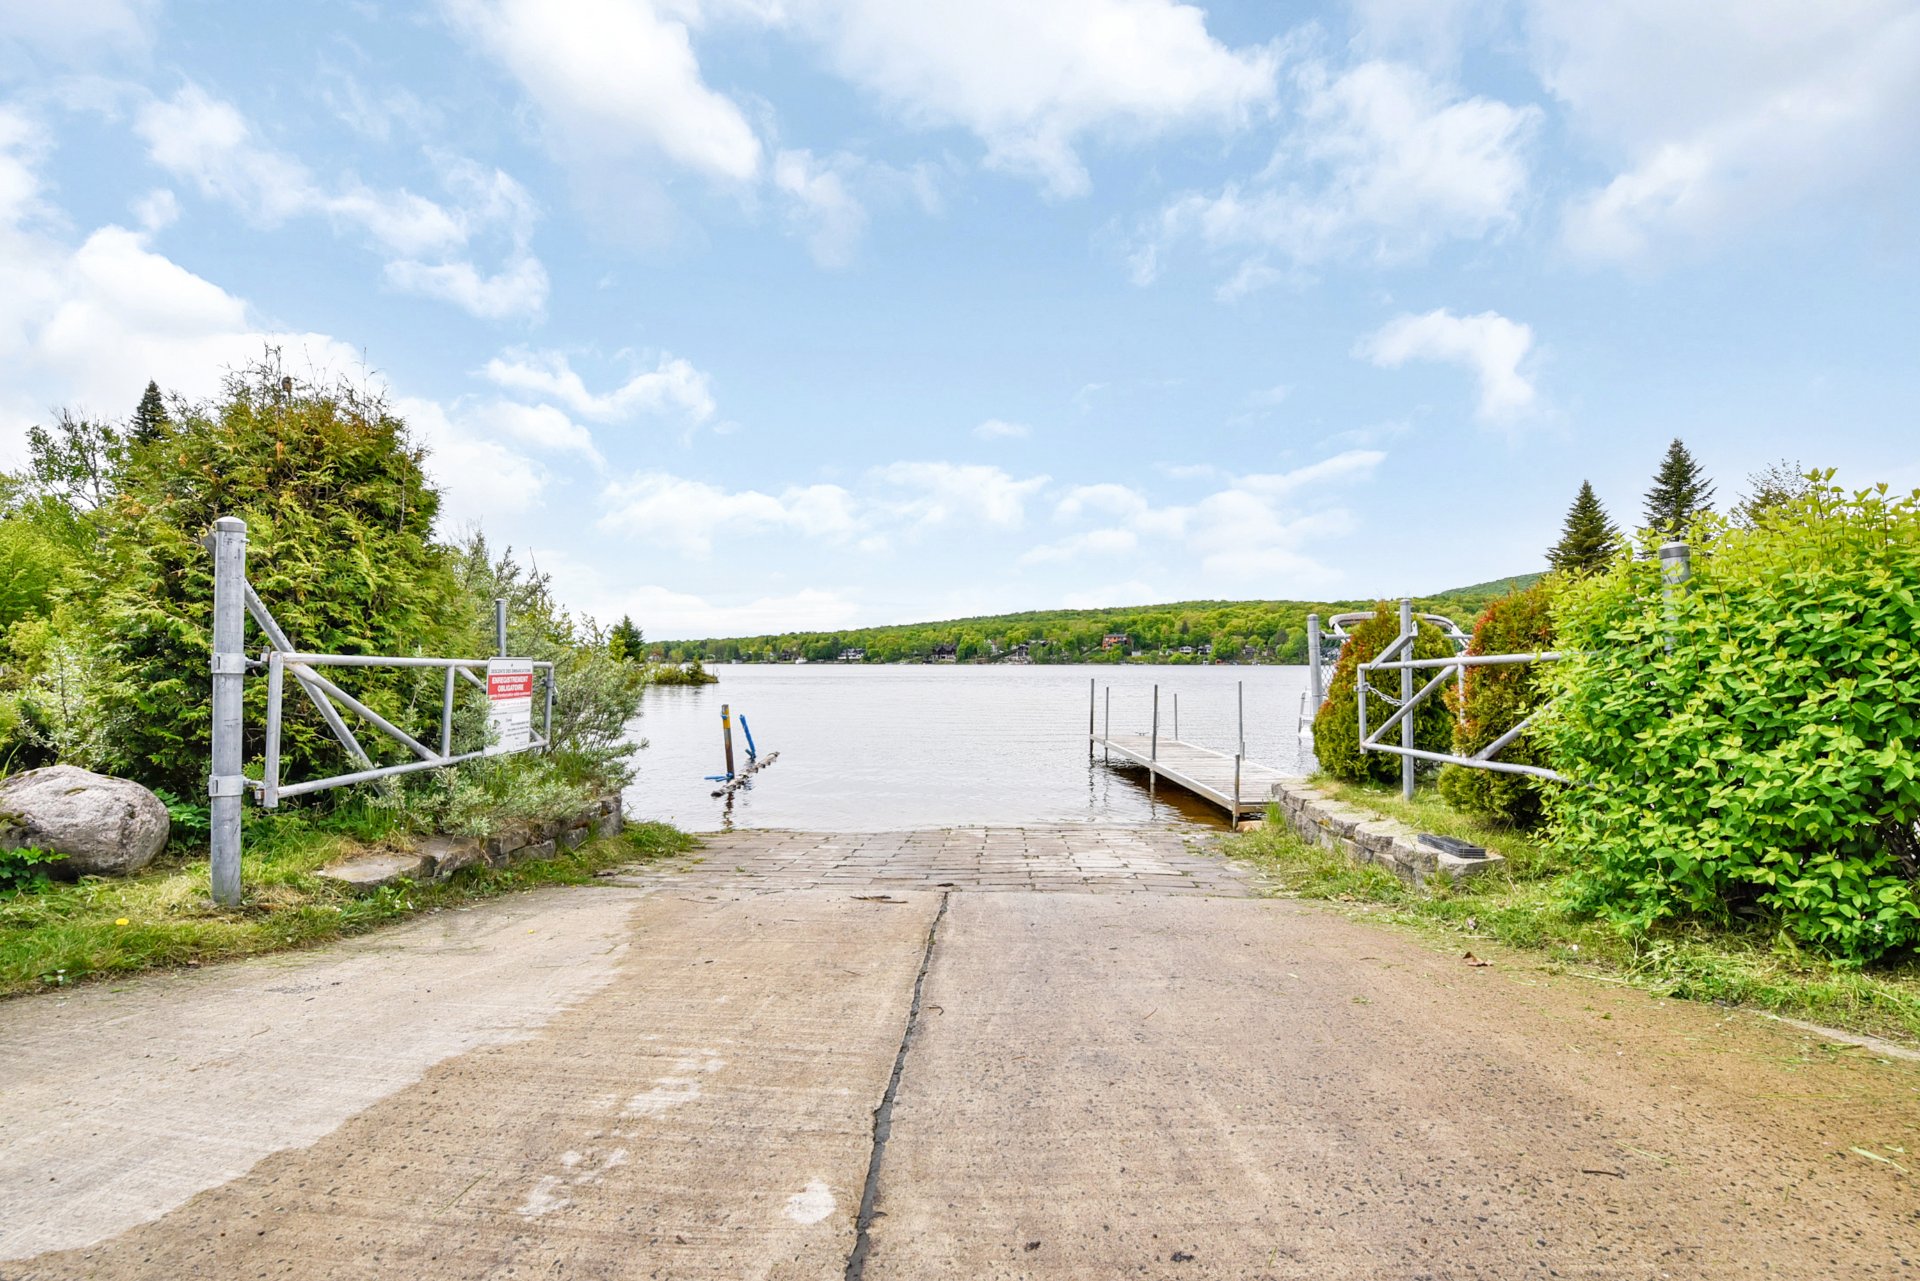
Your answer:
[1312,604,1458,785]
[0,847,65,894]
[1543,477,1920,964]
[1438,581,1557,827]
[89,361,465,793]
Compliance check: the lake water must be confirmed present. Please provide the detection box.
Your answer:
[622,664,1316,832]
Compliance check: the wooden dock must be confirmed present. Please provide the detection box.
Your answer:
[1092,732,1294,819]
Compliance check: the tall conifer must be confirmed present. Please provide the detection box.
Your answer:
[1547,480,1618,574]
[131,380,169,445]
[1642,438,1714,534]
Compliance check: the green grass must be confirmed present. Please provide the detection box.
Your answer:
[1227,777,1920,1047]
[0,816,695,998]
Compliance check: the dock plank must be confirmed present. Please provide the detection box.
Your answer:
[1091,733,1294,818]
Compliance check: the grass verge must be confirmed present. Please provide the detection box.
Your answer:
[1225,777,1920,1047]
[0,817,695,998]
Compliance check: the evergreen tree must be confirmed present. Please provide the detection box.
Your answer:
[609,615,645,661]
[130,380,169,445]
[1642,438,1715,534]
[1547,480,1618,575]
[1733,459,1812,528]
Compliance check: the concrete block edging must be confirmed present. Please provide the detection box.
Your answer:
[1259,780,1503,885]
[321,794,624,892]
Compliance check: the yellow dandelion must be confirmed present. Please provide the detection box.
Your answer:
[115,918,130,927]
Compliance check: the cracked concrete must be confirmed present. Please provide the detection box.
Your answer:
[3,827,1915,1279]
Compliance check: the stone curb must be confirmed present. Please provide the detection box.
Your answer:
[317,794,624,892]
[1256,779,1503,885]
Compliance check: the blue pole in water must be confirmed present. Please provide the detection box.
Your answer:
[739,715,758,763]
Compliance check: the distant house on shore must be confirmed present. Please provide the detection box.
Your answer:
[931,642,958,662]
[838,647,866,662]
[1101,633,1129,651]
[1006,642,1032,663]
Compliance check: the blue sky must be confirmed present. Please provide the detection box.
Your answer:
[2,1,1916,638]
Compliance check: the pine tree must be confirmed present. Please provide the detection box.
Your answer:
[609,615,645,662]
[130,380,169,445]
[1547,480,1618,575]
[1733,459,1811,528]
[1642,438,1714,535]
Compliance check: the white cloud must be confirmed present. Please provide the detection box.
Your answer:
[133,85,548,318]
[1140,59,1537,289]
[772,148,867,268]
[484,348,716,424]
[1018,527,1137,565]
[444,0,762,184]
[478,401,600,460]
[598,472,859,555]
[396,397,551,530]
[0,0,155,63]
[0,112,360,460]
[1530,0,1920,260]
[1043,452,1383,586]
[972,418,1030,441]
[384,255,549,321]
[787,0,1279,197]
[871,461,1049,529]
[1356,308,1537,423]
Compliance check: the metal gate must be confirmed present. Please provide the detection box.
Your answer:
[206,516,554,904]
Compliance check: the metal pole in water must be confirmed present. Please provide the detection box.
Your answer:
[721,703,736,779]
[1399,599,1416,802]
[1173,692,1179,742]
[1237,680,1245,758]
[1088,677,1095,759]
[494,598,507,656]
[1306,613,1323,709]
[1233,753,1242,828]
[1151,685,1159,763]
[1103,687,1110,763]
[208,517,247,907]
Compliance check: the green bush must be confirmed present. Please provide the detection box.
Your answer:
[1438,581,1557,827]
[1543,477,1920,964]
[1311,604,1457,785]
[88,362,465,793]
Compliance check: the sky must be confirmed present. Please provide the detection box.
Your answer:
[1,1,1916,639]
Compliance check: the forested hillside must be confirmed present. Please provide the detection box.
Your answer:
[659,576,1540,664]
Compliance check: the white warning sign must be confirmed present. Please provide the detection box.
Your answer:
[485,659,534,755]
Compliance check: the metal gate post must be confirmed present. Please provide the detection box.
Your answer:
[1659,541,1691,652]
[209,517,247,906]
[1306,613,1323,708]
[1399,599,1416,801]
[494,598,507,656]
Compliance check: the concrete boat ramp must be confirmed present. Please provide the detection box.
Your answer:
[4,827,1915,1279]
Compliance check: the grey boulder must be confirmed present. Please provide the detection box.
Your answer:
[0,765,171,877]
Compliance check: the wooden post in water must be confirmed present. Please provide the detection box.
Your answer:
[1173,692,1179,741]
[1103,687,1110,762]
[1151,685,1159,763]
[721,703,736,779]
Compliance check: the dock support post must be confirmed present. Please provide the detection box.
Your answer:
[1307,613,1323,709]
[1088,677,1095,759]
[1237,681,1245,758]
[1233,753,1242,828]
[1103,687,1110,763]
[1173,692,1179,742]
[1399,599,1415,801]
[1151,685,1159,763]
[208,516,247,907]
[721,703,736,779]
